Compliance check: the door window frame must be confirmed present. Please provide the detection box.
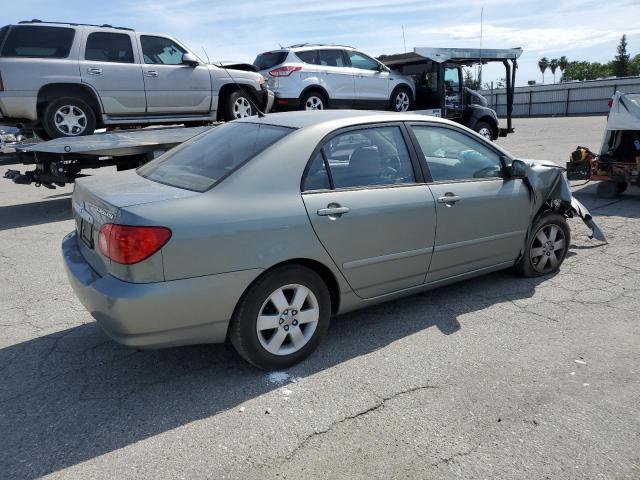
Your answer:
[301,122,426,193]
[345,50,381,71]
[84,31,135,64]
[404,121,510,185]
[140,35,187,65]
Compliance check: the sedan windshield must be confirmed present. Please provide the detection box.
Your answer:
[138,122,293,192]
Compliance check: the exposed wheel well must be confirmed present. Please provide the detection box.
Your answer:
[37,84,102,125]
[241,259,341,316]
[390,83,413,99]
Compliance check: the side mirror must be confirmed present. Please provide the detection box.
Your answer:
[182,53,199,67]
[509,159,528,179]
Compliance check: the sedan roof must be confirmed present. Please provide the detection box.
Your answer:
[238,110,452,130]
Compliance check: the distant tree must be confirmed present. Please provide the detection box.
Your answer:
[549,58,559,83]
[612,34,630,77]
[562,61,613,81]
[558,56,569,81]
[630,53,640,76]
[463,68,480,89]
[538,57,549,83]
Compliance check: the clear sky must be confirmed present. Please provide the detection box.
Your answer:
[4,0,639,86]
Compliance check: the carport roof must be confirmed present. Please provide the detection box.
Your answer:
[379,47,523,66]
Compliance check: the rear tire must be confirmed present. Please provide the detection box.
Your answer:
[229,265,331,370]
[222,90,255,121]
[515,213,570,277]
[474,121,494,141]
[42,97,96,138]
[596,181,621,199]
[300,91,327,111]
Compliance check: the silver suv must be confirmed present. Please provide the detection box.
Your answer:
[254,44,415,112]
[0,21,273,138]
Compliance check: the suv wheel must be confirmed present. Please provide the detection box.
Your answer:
[515,213,570,277]
[229,265,331,370]
[301,91,326,111]
[223,90,255,121]
[43,97,96,138]
[390,87,412,112]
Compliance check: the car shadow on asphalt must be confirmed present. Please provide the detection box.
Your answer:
[572,183,640,218]
[0,270,552,479]
[0,198,72,231]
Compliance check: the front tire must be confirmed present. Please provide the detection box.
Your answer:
[596,181,623,199]
[42,97,96,138]
[222,90,255,121]
[229,265,331,370]
[474,121,494,141]
[390,87,413,112]
[515,213,570,277]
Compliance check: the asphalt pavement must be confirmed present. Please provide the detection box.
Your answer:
[0,115,638,479]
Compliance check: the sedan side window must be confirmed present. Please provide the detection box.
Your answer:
[347,51,379,71]
[141,35,186,65]
[303,152,331,191]
[410,125,504,182]
[322,126,415,189]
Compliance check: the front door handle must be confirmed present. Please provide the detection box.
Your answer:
[317,204,350,217]
[87,67,102,75]
[144,70,158,77]
[437,194,462,205]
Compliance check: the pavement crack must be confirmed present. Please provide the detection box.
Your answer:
[282,384,438,463]
[430,443,480,467]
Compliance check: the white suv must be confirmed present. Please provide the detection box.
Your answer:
[254,44,415,112]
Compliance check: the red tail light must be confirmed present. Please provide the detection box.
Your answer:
[607,98,613,108]
[98,224,172,265]
[269,66,301,77]
[0,72,4,92]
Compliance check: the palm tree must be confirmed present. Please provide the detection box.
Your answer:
[550,58,559,83]
[558,56,569,82]
[538,57,549,84]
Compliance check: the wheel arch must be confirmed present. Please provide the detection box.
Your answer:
[37,83,103,125]
[217,83,261,120]
[300,85,329,105]
[234,258,341,320]
[390,83,414,100]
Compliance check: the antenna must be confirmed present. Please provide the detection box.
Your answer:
[402,25,407,54]
[201,46,211,64]
[216,60,265,118]
[478,7,483,88]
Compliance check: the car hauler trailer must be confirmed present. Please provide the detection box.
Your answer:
[379,47,522,140]
[4,125,211,188]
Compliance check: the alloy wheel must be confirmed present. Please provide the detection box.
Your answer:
[477,127,493,140]
[529,224,567,274]
[233,97,253,118]
[305,96,324,110]
[395,91,410,112]
[54,105,87,136]
[256,284,319,356]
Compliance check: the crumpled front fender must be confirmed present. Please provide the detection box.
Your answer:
[519,159,606,242]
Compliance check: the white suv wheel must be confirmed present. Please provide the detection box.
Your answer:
[394,91,410,112]
[305,96,325,110]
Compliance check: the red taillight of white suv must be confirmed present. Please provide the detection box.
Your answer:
[98,224,172,265]
[268,66,302,77]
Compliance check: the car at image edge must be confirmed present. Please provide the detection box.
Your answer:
[63,110,581,370]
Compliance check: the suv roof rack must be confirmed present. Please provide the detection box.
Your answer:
[18,19,134,31]
[286,43,355,49]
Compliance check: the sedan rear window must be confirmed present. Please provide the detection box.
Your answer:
[0,26,75,58]
[138,122,293,192]
[253,51,288,70]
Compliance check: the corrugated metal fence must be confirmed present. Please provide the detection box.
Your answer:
[480,76,640,117]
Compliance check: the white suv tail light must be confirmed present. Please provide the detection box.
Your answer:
[269,66,301,77]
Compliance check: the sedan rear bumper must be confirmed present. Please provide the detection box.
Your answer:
[62,231,262,348]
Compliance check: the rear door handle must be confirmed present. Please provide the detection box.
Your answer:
[87,67,102,75]
[437,194,462,204]
[144,70,158,77]
[317,205,350,217]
